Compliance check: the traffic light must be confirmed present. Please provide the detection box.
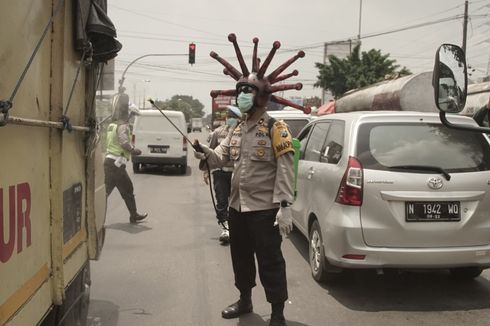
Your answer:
[188,43,196,65]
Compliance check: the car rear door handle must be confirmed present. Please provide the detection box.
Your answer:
[307,167,315,179]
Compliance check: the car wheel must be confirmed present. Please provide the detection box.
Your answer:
[309,220,341,283]
[132,163,140,173]
[450,267,483,279]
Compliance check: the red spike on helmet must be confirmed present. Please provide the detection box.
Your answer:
[270,70,298,84]
[252,37,259,73]
[209,34,308,113]
[257,41,281,79]
[210,89,237,98]
[228,34,249,77]
[267,51,305,83]
[271,95,311,114]
[270,83,303,93]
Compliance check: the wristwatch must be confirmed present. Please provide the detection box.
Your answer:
[280,200,290,208]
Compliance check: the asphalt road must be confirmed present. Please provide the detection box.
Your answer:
[88,131,490,326]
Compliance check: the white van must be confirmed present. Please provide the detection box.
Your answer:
[131,110,188,174]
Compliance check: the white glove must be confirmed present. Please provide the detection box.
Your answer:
[193,143,211,160]
[274,206,293,237]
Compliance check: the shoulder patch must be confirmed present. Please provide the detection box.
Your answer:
[271,120,294,158]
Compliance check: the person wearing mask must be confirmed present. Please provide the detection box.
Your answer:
[203,105,242,244]
[105,94,148,224]
[193,34,308,326]
[473,96,490,127]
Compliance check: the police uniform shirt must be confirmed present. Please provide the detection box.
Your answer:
[205,111,294,212]
[208,124,234,170]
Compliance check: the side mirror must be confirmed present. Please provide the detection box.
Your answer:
[433,44,467,113]
[433,44,490,133]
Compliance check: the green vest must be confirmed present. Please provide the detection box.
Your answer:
[106,123,131,159]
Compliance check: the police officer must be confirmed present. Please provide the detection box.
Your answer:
[195,81,295,326]
[195,34,308,326]
[105,94,148,224]
[204,105,242,244]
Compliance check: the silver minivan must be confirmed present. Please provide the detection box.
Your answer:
[292,111,490,282]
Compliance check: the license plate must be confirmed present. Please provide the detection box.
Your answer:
[405,201,461,222]
[149,145,168,154]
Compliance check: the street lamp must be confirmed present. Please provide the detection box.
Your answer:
[142,79,151,109]
[118,53,187,95]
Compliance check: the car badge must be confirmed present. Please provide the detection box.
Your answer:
[427,177,443,190]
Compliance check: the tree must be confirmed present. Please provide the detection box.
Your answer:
[154,95,205,121]
[315,45,411,98]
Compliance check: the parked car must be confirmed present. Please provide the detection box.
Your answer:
[291,111,490,282]
[191,117,203,132]
[268,108,315,137]
[131,110,188,174]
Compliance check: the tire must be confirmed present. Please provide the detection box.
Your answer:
[132,162,140,173]
[450,267,483,280]
[309,220,341,283]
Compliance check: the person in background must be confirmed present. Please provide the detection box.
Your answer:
[203,106,242,244]
[105,94,148,224]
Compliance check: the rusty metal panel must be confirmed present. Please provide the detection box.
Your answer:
[0,0,54,324]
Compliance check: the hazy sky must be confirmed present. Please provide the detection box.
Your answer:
[108,0,490,113]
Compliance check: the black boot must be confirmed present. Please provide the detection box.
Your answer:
[221,290,253,319]
[269,302,287,326]
[130,212,148,224]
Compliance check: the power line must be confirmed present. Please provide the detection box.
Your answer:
[110,4,223,38]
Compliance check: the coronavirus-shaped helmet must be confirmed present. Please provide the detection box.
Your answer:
[209,33,310,114]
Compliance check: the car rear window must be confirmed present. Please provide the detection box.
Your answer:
[136,116,182,132]
[356,123,490,172]
[282,119,310,137]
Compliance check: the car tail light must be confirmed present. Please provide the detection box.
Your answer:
[183,136,187,151]
[132,134,135,145]
[335,156,363,206]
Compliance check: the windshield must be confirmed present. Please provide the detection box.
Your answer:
[135,116,183,132]
[282,119,310,137]
[356,123,490,172]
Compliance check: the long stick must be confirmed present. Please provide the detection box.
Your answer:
[148,99,197,149]
[149,100,221,224]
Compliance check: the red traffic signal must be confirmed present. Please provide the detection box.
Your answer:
[189,43,196,65]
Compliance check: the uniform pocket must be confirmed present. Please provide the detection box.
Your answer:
[230,146,241,161]
[251,145,273,161]
[229,134,242,161]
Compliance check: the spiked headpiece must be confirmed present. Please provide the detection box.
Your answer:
[209,33,311,114]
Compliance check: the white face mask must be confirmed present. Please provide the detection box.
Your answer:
[237,92,254,113]
[225,118,238,126]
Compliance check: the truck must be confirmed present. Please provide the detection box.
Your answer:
[335,70,489,118]
[191,117,203,132]
[211,95,234,129]
[0,1,120,325]
[335,71,440,113]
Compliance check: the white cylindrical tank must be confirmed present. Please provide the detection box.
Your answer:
[462,81,490,115]
[336,72,439,113]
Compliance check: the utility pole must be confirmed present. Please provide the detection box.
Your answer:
[358,0,363,42]
[462,0,469,54]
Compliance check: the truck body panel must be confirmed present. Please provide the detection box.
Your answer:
[0,0,111,324]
